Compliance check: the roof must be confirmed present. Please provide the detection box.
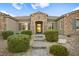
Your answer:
[14,16,58,21]
[48,16,59,21]
[48,16,58,19]
[0,12,17,21]
[56,9,79,21]
[14,16,30,21]
[14,11,58,21]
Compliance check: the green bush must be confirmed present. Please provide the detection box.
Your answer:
[20,30,32,35]
[15,32,20,34]
[20,30,32,38]
[49,45,69,56]
[44,29,58,42]
[2,31,14,40]
[7,34,30,53]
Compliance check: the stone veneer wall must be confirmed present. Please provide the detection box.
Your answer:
[58,12,79,35]
[30,13,48,34]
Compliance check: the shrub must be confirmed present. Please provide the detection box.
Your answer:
[15,32,20,34]
[20,30,32,38]
[49,45,69,56]
[44,29,58,42]
[2,31,14,40]
[20,30,32,35]
[7,34,30,53]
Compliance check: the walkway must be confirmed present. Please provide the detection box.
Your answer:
[30,34,48,56]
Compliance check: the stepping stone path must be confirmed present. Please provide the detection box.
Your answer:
[30,34,48,56]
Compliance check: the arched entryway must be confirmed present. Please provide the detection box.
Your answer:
[35,21,43,34]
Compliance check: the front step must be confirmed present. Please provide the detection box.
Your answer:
[33,35,45,41]
[31,48,48,56]
[32,47,46,49]
[33,34,45,38]
[32,41,46,48]
[34,38,44,41]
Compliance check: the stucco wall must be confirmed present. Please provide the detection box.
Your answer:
[57,18,64,34]
[5,18,19,32]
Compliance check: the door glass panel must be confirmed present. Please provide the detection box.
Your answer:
[37,24,41,32]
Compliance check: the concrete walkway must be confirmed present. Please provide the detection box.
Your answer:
[30,34,48,56]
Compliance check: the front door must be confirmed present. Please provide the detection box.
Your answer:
[36,21,42,34]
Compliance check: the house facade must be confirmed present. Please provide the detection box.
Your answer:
[0,10,79,35]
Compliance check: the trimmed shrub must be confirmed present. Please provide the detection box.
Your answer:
[20,30,32,35]
[7,34,30,53]
[2,31,14,40]
[20,30,32,38]
[44,29,58,42]
[15,32,20,34]
[49,45,69,56]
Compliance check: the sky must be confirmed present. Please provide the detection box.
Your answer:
[0,3,79,16]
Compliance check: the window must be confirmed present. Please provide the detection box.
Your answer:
[19,23,21,30]
[24,23,28,30]
[76,19,79,29]
[52,23,54,29]
[19,22,28,30]
[59,20,63,30]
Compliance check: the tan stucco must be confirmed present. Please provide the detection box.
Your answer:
[5,18,19,32]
